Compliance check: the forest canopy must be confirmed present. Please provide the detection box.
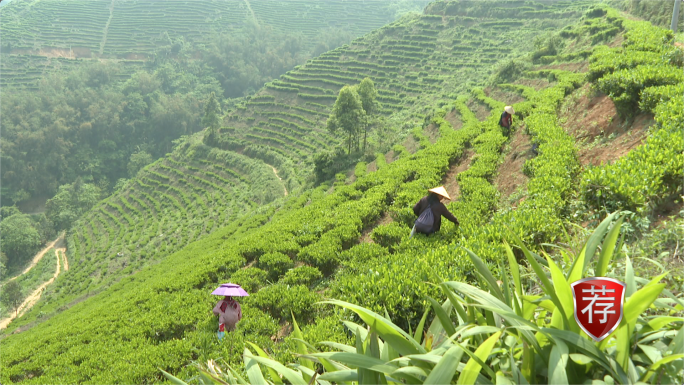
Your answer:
[0,23,355,206]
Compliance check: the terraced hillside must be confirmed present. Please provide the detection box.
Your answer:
[0,1,595,332]
[217,0,595,182]
[2,3,683,384]
[0,0,587,334]
[0,0,429,89]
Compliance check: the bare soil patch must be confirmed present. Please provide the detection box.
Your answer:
[403,135,419,154]
[445,109,463,130]
[425,123,440,144]
[651,195,684,230]
[514,78,553,91]
[442,149,475,201]
[560,84,654,167]
[361,212,393,243]
[385,150,395,164]
[367,161,377,173]
[536,62,588,72]
[484,86,525,105]
[494,124,532,202]
[467,99,491,121]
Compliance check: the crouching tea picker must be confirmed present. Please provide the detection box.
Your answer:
[211,283,248,340]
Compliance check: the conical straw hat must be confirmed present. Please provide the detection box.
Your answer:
[428,186,451,200]
[504,106,515,114]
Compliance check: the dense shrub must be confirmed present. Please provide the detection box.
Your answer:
[280,266,322,287]
[258,252,294,281]
[252,284,320,322]
[229,267,268,293]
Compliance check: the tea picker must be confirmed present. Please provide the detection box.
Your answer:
[410,186,459,237]
[211,283,248,341]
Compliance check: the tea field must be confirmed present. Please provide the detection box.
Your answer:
[0,0,430,89]
[1,1,682,384]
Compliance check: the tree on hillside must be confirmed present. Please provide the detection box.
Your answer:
[202,92,222,147]
[356,77,380,152]
[0,280,23,316]
[45,179,102,231]
[127,151,153,178]
[327,85,366,154]
[0,214,42,267]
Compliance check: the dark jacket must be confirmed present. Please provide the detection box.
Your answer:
[413,195,459,232]
[499,111,512,128]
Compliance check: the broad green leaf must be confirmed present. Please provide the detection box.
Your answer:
[647,316,684,331]
[583,212,620,273]
[637,344,663,364]
[244,348,268,385]
[548,340,569,385]
[424,345,464,385]
[439,282,469,324]
[292,313,315,371]
[244,354,308,385]
[414,307,430,343]
[303,352,397,374]
[428,296,457,337]
[641,354,684,382]
[446,282,545,361]
[596,217,624,277]
[457,331,502,384]
[291,366,331,385]
[247,342,284,385]
[160,368,189,385]
[510,351,530,385]
[504,241,523,308]
[545,253,574,331]
[495,371,514,385]
[567,244,586,284]
[569,353,593,365]
[319,370,358,383]
[542,329,628,384]
[460,326,501,339]
[508,229,569,329]
[463,247,505,302]
[344,321,368,341]
[623,283,666,326]
[322,300,425,355]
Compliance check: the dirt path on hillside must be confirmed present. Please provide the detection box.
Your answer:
[270,166,288,196]
[0,247,64,329]
[243,0,258,27]
[60,249,69,271]
[6,234,64,283]
[100,0,115,55]
[494,124,531,203]
[443,149,475,201]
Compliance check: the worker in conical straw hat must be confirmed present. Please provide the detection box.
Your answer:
[410,186,460,238]
[499,105,515,137]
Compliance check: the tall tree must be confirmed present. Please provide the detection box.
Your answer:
[0,280,23,316]
[0,214,42,266]
[202,92,221,146]
[327,85,366,154]
[356,78,380,152]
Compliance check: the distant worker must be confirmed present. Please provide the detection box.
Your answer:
[212,296,242,340]
[410,186,459,237]
[499,105,515,137]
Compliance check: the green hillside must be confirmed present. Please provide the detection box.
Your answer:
[0,0,429,90]
[0,0,593,338]
[1,1,683,384]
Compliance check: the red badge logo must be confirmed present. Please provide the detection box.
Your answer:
[571,277,626,342]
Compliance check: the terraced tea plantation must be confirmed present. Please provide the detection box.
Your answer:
[1,0,597,335]
[3,1,682,384]
[220,0,594,178]
[0,0,429,89]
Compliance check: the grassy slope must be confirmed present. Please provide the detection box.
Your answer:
[0,0,430,89]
